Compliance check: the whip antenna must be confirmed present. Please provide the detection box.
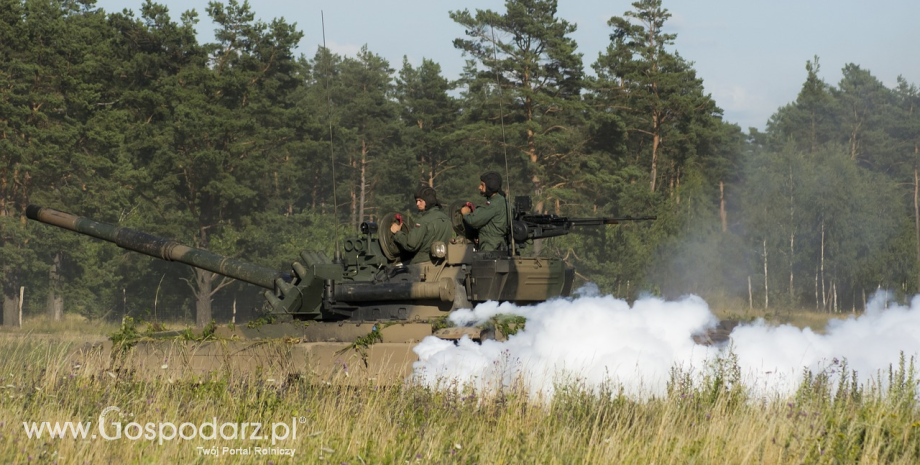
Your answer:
[322,12,342,263]
[490,22,515,257]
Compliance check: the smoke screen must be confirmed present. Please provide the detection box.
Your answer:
[411,287,920,399]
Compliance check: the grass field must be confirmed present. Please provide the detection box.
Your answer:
[0,312,918,464]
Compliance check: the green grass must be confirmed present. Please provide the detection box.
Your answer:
[0,315,917,463]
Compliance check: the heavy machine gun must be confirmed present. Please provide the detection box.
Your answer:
[507,196,656,250]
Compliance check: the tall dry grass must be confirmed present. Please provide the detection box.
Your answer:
[0,314,119,342]
[0,341,916,463]
[0,316,917,464]
[711,304,852,334]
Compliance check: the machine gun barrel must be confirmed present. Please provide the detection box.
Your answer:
[26,205,280,290]
[513,213,657,241]
[525,215,658,226]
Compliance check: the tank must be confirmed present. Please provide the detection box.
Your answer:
[28,201,655,322]
[26,201,658,383]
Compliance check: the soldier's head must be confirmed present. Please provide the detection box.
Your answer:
[414,186,439,211]
[479,171,502,197]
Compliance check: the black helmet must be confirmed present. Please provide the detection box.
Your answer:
[414,186,439,207]
[480,171,503,197]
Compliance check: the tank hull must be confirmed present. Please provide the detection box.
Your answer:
[71,321,436,385]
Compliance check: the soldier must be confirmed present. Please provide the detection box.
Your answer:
[390,186,453,264]
[460,171,509,251]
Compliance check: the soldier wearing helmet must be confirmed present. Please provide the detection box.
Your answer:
[460,171,509,252]
[390,186,453,264]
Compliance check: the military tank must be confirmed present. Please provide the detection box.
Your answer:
[26,201,656,383]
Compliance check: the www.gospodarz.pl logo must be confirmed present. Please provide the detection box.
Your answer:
[23,406,304,446]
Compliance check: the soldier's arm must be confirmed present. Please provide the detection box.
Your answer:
[463,203,499,229]
[394,223,429,252]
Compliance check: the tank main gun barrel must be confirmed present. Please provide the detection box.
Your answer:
[26,205,280,290]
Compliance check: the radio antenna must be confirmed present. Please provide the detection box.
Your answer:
[490,22,515,257]
[322,11,342,263]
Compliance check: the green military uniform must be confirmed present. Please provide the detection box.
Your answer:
[463,192,509,251]
[393,205,453,264]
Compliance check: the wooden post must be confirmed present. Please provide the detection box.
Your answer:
[789,232,795,303]
[763,240,769,310]
[47,253,64,321]
[18,286,24,327]
[748,276,753,311]
[820,221,826,312]
[154,274,165,323]
[914,167,920,292]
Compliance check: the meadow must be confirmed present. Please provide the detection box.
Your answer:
[0,312,918,464]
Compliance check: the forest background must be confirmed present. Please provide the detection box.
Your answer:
[2,0,919,328]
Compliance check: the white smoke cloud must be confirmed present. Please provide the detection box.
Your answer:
[410,290,920,399]
[412,292,720,398]
[731,292,920,395]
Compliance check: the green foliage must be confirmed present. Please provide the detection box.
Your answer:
[177,319,218,341]
[351,326,384,349]
[492,315,527,337]
[394,58,461,193]
[3,0,920,324]
[246,312,277,329]
[429,315,452,332]
[550,377,631,430]
[109,316,141,351]
[593,0,725,195]
[179,327,196,341]
[201,319,217,340]
[450,0,587,210]
[667,348,746,411]
[145,321,167,334]
[335,325,384,367]
[740,144,904,309]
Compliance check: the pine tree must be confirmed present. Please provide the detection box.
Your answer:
[593,0,721,194]
[0,0,128,324]
[335,46,400,228]
[451,0,585,214]
[767,57,836,153]
[116,0,305,327]
[393,58,461,192]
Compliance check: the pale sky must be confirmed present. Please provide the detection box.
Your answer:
[94,0,920,132]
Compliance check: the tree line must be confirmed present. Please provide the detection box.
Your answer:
[1,0,918,326]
